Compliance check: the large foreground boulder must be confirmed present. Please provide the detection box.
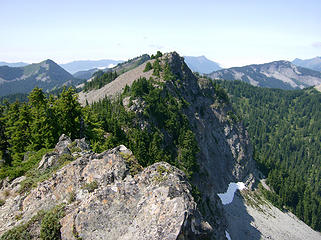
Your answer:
[0,145,212,239]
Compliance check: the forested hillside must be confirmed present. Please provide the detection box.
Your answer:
[220,80,321,230]
[0,57,199,184]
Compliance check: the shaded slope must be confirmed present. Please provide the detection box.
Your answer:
[0,59,75,96]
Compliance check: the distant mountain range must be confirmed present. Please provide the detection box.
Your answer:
[60,59,124,74]
[0,59,76,96]
[208,60,321,90]
[292,57,321,72]
[73,68,99,80]
[0,61,28,67]
[184,56,221,74]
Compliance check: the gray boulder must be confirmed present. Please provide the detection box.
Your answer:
[0,145,213,239]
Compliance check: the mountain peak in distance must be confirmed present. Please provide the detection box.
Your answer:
[292,56,321,72]
[184,55,221,74]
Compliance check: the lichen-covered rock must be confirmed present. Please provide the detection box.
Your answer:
[0,145,212,239]
[37,152,59,170]
[38,135,91,170]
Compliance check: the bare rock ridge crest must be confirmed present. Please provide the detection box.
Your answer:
[0,134,212,239]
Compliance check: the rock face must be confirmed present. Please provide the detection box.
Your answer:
[208,60,321,90]
[0,136,212,239]
[38,134,90,170]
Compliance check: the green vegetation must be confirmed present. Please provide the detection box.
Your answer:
[83,71,118,92]
[0,86,102,181]
[220,80,321,231]
[152,59,161,77]
[89,62,199,178]
[151,51,163,59]
[0,205,65,240]
[40,205,65,240]
[18,153,74,194]
[143,62,153,72]
[82,181,98,193]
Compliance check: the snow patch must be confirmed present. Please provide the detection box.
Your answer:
[225,230,232,240]
[218,182,246,205]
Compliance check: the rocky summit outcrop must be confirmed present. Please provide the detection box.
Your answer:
[0,135,212,239]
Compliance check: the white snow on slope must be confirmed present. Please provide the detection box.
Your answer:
[225,230,232,240]
[218,182,246,205]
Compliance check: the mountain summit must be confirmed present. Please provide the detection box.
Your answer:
[184,55,221,74]
[292,56,321,72]
[0,59,75,96]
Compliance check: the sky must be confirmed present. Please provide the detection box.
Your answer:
[1,0,321,67]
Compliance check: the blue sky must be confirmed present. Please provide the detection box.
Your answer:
[1,0,320,67]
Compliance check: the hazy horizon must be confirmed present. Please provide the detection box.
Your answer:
[1,0,320,68]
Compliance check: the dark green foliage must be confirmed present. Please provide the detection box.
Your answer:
[40,206,65,240]
[221,80,321,231]
[0,87,101,181]
[0,93,29,104]
[152,59,161,77]
[0,148,52,181]
[0,224,32,240]
[89,72,199,178]
[143,62,153,72]
[83,71,118,91]
[151,51,163,59]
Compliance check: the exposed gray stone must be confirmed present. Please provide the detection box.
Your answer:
[0,145,212,240]
[54,134,72,155]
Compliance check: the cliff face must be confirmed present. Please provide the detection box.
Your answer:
[0,135,212,239]
[165,52,256,189]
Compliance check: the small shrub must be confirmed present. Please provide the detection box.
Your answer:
[120,152,143,176]
[4,189,10,197]
[15,213,23,221]
[57,154,74,166]
[68,191,76,203]
[152,59,161,77]
[70,146,81,153]
[143,62,153,72]
[82,181,98,193]
[0,199,5,206]
[0,224,31,240]
[18,178,35,194]
[40,206,65,240]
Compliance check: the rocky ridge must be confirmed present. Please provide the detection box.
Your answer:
[0,135,212,239]
[77,51,259,239]
[208,60,321,90]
